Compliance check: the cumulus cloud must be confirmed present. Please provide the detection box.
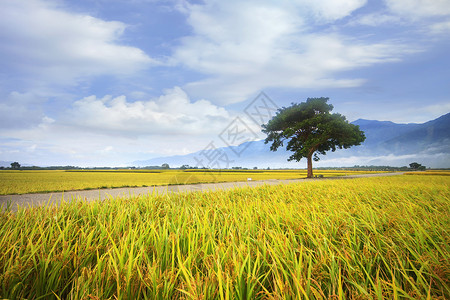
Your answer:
[64,87,233,136]
[0,0,155,86]
[0,86,264,166]
[173,0,418,104]
[0,87,249,166]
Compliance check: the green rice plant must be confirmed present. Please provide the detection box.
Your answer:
[0,175,448,299]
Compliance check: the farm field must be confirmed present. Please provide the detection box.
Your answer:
[404,170,450,176]
[0,169,387,195]
[0,175,448,299]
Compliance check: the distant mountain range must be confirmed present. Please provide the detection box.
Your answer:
[133,112,450,168]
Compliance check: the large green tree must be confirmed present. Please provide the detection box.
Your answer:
[262,97,365,178]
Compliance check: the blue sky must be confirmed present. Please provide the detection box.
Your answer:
[1,0,449,167]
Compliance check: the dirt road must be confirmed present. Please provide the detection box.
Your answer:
[0,172,404,212]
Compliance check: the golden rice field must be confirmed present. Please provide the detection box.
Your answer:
[0,175,448,299]
[0,169,385,195]
[404,171,450,176]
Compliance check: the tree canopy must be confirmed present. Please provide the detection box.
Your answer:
[262,97,365,178]
[409,162,426,171]
[10,162,21,169]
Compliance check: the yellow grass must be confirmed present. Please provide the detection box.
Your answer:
[404,171,450,176]
[0,169,387,195]
[0,175,448,299]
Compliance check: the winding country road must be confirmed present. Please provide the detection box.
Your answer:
[0,172,404,212]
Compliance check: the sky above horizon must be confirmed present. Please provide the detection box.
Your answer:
[1,0,449,167]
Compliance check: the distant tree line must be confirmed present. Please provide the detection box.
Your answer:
[0,163,83,170]
[0,162,436,171]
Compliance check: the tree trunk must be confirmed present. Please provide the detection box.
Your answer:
[307,153,313,178]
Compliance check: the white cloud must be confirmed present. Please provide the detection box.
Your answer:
[429,20,450,34]
[0,92,49,129]
[173,0,418,104]
[0,86,264,166]
[304,0,367,22]
[351,0,450,27]
[385,0,450,19]
[350,0,450,36]
[421,102,450,117]
[349,0,450,37]
[0,0,155,86]
[64,87,233,136]
[349,12,402,26]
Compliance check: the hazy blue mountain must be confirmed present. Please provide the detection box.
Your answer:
[383,113,450,152]
[133,113,450,168]
[351,119,421,147]
[352,113,450,157]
